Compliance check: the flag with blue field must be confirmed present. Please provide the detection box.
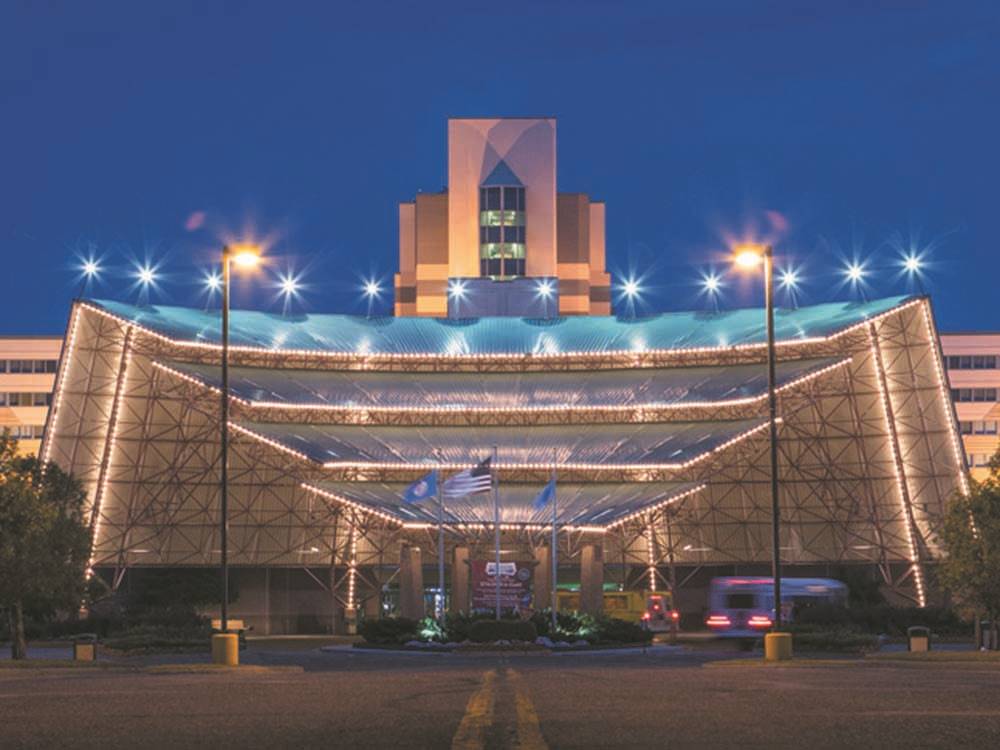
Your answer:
[403,470,438,504]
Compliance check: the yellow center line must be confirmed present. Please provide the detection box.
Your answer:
[507,669,548,750]
[451,669,497,750]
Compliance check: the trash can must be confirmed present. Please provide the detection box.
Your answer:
[907,625,930,653]
[980,620,995,651]
[73,635,97,662]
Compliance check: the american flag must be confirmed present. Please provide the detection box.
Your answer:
[443,456,493,497]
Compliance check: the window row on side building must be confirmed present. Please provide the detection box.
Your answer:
[940,332,1000,480]
[0,337,63,456]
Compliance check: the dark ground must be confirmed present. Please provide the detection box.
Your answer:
[2,643,999,749]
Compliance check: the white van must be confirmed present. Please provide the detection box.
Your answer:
[706,577,848,637]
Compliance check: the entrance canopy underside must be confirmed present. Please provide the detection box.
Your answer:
[239,418,765,468]
[164,357,842,410]
[305,480,703,528]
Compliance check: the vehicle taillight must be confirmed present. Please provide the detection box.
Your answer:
[706,614,731,628]
[642,612,651,621]
[670,610,680,621]
[748,615,772,628]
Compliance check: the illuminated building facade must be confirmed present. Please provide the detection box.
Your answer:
[0,337,63,455]
[941,332,1000,479]
[394,118,611,317]
[41,295,966,633]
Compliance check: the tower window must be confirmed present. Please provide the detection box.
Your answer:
[480,186,525,278]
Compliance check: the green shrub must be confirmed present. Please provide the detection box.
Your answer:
[467,619,538,643]
[786,625,880,652]
[101,624,212,653]
[359,617,420,644]
[793,603,970,637]
[593,616,653,645]
[444,611,502,642]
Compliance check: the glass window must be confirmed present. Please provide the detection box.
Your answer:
[45,360,58,373]
[32,393,51,407]
[960,421,973,434]
[725,593,756,609]
[485,187,501,211]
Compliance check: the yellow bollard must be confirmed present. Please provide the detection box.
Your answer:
[211,633,239,666]
[764,632,793,661]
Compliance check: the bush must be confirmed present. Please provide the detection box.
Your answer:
[467,619,537,643]
[793,603,971,637]
[358,617,420,644]
[101,624,212,653]
[444,611,503,642]
[592,616,653,645]
[786,624,880,653]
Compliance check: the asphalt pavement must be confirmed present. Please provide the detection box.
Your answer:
[2,644,999,749]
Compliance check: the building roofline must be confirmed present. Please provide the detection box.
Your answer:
[940,331,1000,337]
[0,335,65,340]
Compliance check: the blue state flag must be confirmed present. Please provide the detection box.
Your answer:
[532,478,556,510]
[403,470,438,504]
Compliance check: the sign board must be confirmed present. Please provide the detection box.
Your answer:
[470,559,533,611]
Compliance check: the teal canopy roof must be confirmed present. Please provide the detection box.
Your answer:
[85,296,912,356]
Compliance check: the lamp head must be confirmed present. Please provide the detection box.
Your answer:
[733,244,768,270]
[227,243,263,269]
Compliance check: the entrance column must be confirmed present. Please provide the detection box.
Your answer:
[451,546,470,614]
[579,543,604,615]
[534,546,552,612]
[399,545,425,620]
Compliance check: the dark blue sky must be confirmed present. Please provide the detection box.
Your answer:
[2,1,998,333]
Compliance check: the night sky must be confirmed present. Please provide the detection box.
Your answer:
[2,1,998,334]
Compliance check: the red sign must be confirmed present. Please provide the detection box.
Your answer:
[470,560,534,611]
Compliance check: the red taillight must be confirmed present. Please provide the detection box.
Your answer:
[642,612,651,621]
[670,610,680,621]
[706,614,731,628]
[748,615,772,628]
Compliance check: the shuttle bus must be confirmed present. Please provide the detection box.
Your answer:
[705,577,847,637]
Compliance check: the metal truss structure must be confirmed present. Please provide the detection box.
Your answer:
[41,296,967,617]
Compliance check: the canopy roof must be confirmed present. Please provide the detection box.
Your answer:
[239,418,764,467]
[307,480,702,527]
[166,357,842,410]
[85,296,911,356]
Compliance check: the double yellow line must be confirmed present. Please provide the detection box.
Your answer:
[451,668,547,750]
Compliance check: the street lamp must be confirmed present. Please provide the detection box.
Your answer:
[218,243,261,657]
[733,243,785,635]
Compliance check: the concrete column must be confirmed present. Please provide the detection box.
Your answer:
[263,567,272,636]
[399,545,425,620]
[533,546,551,612]
[363,590,380,620]
[451,546,470,614]
[579,543,604,615]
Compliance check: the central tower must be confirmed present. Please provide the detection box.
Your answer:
[394,118,611,317]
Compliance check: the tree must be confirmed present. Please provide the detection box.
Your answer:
[938,453,1000,647]
[0,432,91,659]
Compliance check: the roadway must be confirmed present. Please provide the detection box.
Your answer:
[2,645,999,748]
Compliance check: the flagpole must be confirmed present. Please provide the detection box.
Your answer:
[493,444,501,621]
[436,469,445,624]
[551,451,558,632]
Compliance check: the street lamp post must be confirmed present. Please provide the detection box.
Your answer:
[734,245,783,632]
[214,245,261,664]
